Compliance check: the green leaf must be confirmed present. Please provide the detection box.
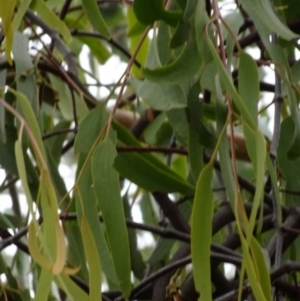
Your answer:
[81,216,102,301]
[12,0,32,31]
[204,32,256,130]
[75,155,118,285]
[186,83,217,149]
[30,0,72,43]
[123,194,146,279]
[131,77,187,110]
[238,52,259,123]
[113,121,194,194]
[278,117,300,204]
[215,75,235,204]
[114,146,193,194]
[142,26,201,85]
[126,6,150,77]
[245,130,266,238]
[34,269,53,301]
[191,161,214,301]
[82,0,111,39]
[166,109,189,145]
[0,0,16,64]
[239,233,270,301]
[133,0,183,26]
[55,275,89,301]
[49,75,88,122]
[250,238,272,300]
[170,21,191,48]
[74,104,108,154]
[92,138,131,298]
[239,0,298,40]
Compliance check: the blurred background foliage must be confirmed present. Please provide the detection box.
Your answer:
[1,0,300,301]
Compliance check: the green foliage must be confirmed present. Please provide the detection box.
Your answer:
[1,1,300,301]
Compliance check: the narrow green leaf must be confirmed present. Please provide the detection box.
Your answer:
[123,195,146,279]
[75,155,118,285]
[204,34,256,129]
[250,238,272,301]
[12,0,32,31]
[278,117,300,204]
[115,151,193,194]
[215,74,235,204]
[113,122,194,194]
[30,0,72,43]
[186,83,217,149]
[239,234,269,301]
[92,138,131,298]
[191,162,214,301]
[12,89,46,158]
[238,52,259,123]
[55,275,90,301]
[239,0,298,40]
[126,6,150,77]
[82,0,111,39]
[81,216,102,301]
[0,69,7,142]
[74,104,108,154]
[0,0,16,64]
[245,131,266,238]
[34,269,53,301]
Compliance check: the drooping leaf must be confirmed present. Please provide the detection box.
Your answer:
[75,155,118,285]
[0,0,16,64]
[239,0,298,41]
[74,104,108,154]
[113,121,194,194]
[81,0,111,39]
[30,0,72,43]
[92,138,131,298]
[238,52,259,124]
[191,161,214,301]
[81,216,102,301]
